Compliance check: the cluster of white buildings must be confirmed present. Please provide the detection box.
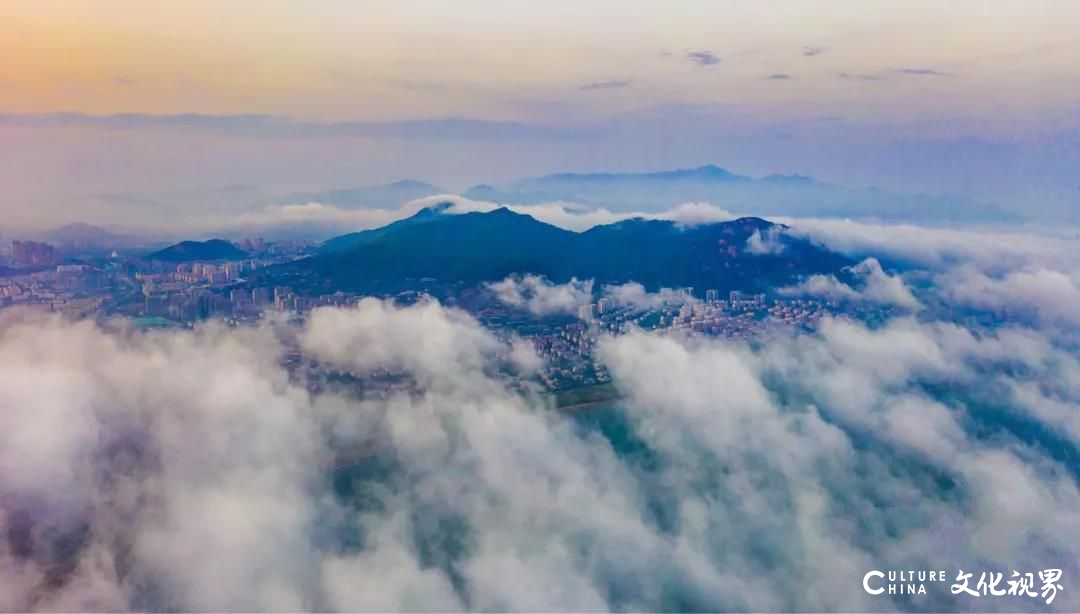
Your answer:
[0,265,108,317]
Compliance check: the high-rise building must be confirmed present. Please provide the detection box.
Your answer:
[252,287,270,307]
[224,263,240,281]
[275,289,295,311]
[197,294,214,319]
[577,303,596,321]
[596,298,608,315]
[12,241,55,266]
[706,289,719,302]
[144,294,166,317]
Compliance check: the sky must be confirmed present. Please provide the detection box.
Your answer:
[1,0,1079,228]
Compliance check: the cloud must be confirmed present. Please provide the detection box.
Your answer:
[186,195,741,239]
[486,275,594,317]
[940,265,1080,327]
[442,197,737,231]
[0,305,626,610]
[837,71,883,82]
[778,214,1080,323]
[745,226,786,254]
[838,68,953,82]
[661,201,740,226]
[783,257,922,310]
[192,201,429,237]
[778,217,1080,272]
[601,282,697,310]
[802,46,828,57]
[0,313,326,610]
[0,113,579,141]
[9,205,1080,611]
[487,277,701,316]
[3,245,1080,611]
[685,50,720,66]
[300,298,509,383]
[767,73,793,80]
[598,315,1080,610]
[579,80,630,91]
[487,276,705,317]
[897,68,951,76]
[776,216,1080,336]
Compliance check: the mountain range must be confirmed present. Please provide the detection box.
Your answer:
[52,165,1017,245]
[463,165,1019,224]
[283,165,1018,231]
[260,204,852,295]
[41,223,148,250]
[16,166,1019,253]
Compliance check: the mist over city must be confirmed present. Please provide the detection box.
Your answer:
[1,2,1079,612]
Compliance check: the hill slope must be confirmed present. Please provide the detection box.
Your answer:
[147,239,248,262]
[318,202,455,253]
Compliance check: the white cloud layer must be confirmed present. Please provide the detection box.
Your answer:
[783,257,921,310]
[601,281,698,310]
[2,277,1080,611]
[779,217,1080,272]
[4,213,1080,611]
[487,275,698,317]
[486,274,594,316]
[189,195,740,238]
[940,265,1080,327]
[745,226,786,255]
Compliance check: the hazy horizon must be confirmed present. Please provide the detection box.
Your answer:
[2,1,1079,229]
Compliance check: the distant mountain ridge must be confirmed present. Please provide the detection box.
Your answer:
[38,223,147,249]
[262,204,852,294]
[147,239,248,262]
[462,164,1020,224]
[525,164,750,185]
[177,166,1021,242]
[283,180,447,209]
